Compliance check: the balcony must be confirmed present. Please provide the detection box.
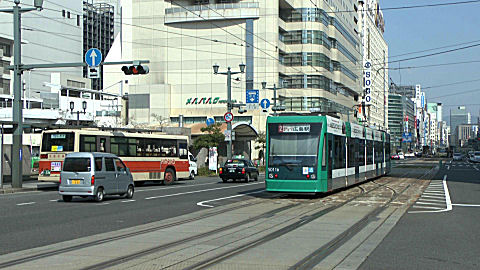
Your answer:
[165,2,259,24]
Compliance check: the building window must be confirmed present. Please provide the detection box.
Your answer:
[67,11,71,19]
[77,15,80,26]
[62,10,65,17]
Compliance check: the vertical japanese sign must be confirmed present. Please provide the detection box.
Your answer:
[363,60,372,105]
[208,147,218,171]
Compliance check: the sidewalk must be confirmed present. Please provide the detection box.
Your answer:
[0,180,57,194]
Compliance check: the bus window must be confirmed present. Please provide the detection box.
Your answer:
[178,140,188,159]
[41,132,74,152]
[80,135,97,152]
[111,137,128,156]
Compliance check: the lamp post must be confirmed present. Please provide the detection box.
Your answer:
[70,101,87,126]
[261,81,285,116]
[213,63,245,159]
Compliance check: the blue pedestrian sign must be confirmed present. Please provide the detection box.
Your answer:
[206,118,215,126]
[246,89,259,104]
[260,98,270,109]
[402,132,412,143]
[85,48,102,67]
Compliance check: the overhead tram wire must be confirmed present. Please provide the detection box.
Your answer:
[423,78,480,90]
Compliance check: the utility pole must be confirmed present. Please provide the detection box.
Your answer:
[213,63,245,159]
[261,82,285,116]
[0,0,44,188]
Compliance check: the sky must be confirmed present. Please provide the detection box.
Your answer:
[381,0,480,124]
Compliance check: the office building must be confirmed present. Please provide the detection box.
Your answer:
[389,84,416,100]
[0,36,13,95]
[104,0,364,133]
[388,93,415,151]
[450,106,470,138]
[83,0,116,90]
[0,0,83,97]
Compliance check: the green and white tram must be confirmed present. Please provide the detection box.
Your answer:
[266,115,391,193]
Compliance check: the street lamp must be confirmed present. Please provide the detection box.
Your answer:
[70,101,87,126]
[261,81,285,116]
[212,63,245,159]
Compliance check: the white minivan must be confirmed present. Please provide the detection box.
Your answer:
[188,152,198,179]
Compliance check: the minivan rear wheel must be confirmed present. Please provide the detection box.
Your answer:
[95,188,104,202]
[125,185,134,199]
[62,195,72,202]
[189,171,195,180]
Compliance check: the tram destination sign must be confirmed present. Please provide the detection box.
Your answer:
[278,124,310,133]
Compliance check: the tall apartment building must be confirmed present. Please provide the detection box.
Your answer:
[357,0,388,129]
[104,0,364,132]
[0,0,83,97]
[83,0,116,90]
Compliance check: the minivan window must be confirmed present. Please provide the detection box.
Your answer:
[115,158,126,172]
[95,157,103,171]
[105,158,115,171]
[63,158,91,172]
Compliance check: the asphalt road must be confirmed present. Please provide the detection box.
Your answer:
[0,176,266,255]
[360,160,480,270]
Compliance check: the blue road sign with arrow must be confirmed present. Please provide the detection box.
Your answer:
[85,48,102,67]
[260,99,270,109]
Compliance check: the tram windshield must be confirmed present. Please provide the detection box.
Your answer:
[268,123,321,167]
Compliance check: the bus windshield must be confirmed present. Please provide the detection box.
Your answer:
[41,132,75,152]
[268,123,321,167]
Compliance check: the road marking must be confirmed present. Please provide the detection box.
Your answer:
[447,166,450,170]
[474,167,479,171]
[16,202,36,206]
[423,191,446,195]
[415,201,446,206]
[418,198,447,203]
[50,199,58,202]
[136,182,215,193]
[97,202,110,205]
[121,200,135,203]
[197,190,265,208]
[412,205,443,210]
[145,182,265,200]
[452,203,480,207]
[421,195,445,199]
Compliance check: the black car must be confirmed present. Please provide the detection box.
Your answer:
[219,159,259,183]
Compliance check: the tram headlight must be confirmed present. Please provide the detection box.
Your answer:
[268,173,273,179]
[311,174,316,179]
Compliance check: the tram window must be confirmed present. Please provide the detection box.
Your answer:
[80,135,97,152]
[322,138,326,167]
[367,140,373,164]
[347,138,355,167]
[357,139,365,164]
[333,135,345,169]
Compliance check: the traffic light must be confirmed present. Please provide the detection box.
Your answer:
[121,65,149,75]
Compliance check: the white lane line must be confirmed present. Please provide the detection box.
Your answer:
[412,205,443,210]
[474,167,479,171]
[121,200,135,203]
[50,199,58,202]
[97,202,110,205]
[197,190,265,208]
[447,166,450,170]
[415,201,446,206]
[145,182,265,200]
[410,175,452,214]
[452,203,480,207]
[17,202,36,206]
[136,182,215,193]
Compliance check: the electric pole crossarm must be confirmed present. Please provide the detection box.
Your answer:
[7,60,150,71]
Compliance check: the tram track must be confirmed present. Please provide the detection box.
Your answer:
[155,172,420,270]
[0,168,435,270]
[0,195,284,269]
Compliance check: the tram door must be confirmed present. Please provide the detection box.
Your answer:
[375,142,379,176]
[354,139,360,182]
[327,134,333,183]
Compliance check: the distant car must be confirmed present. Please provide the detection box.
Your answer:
[415,152,423,158]
[219,159,259,183]
[59,152,134,202]
[188,152,197,180]
[452,153,463,161]
[397,152,405,160]
[391,154,399,160]
[405,152,415,158]
[472,152,480,163]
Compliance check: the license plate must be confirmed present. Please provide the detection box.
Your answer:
[71,180,81,184]
[229,168,236,172]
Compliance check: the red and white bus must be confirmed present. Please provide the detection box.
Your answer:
[38,128,190,184]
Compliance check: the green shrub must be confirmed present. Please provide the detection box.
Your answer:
[197,167,218,177]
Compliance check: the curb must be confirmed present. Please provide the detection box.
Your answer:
[0,187,37,194]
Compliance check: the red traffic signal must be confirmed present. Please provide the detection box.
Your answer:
[121,65,149,75]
